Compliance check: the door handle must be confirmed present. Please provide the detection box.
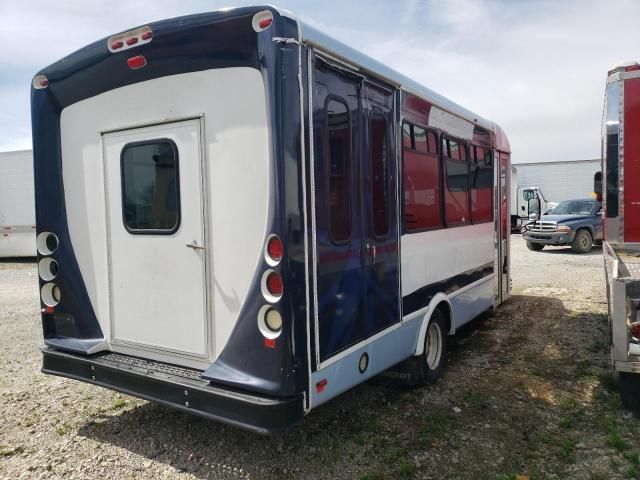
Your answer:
[365,242,377,262]
[186,240,206,250]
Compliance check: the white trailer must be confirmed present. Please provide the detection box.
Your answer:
[513,159,600,203]
[0,150,36,257]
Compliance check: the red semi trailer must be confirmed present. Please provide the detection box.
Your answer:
[598,61,640,410]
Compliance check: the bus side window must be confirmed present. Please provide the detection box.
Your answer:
[470,146,493,223]
[370,112,390,237]
[443,137,470,225]
[403,122,442,231]
[326,98,352,242]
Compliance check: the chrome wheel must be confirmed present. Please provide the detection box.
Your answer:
[425,321,443,370]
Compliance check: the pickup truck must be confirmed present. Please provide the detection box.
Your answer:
[522,198,603,253]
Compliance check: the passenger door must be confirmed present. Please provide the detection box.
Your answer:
[361,81,400,346]
[311,55,400,364]
[102,119,210,367]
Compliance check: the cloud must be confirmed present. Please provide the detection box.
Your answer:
[1,0,639,162]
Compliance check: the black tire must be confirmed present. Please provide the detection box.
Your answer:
[417,309,448,385]
[620,372,640,412]
[571,229,593,253]
[526,241,544,251]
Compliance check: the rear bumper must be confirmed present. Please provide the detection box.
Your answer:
[41,346,304,434]
[523,231,573,245]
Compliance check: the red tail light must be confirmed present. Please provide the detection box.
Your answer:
[631,322,640,340]
[127,55,147,70]
[266,272,283,296]
[258,18,273,29]
[267,236,283,263]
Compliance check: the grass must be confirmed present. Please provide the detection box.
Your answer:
[417,410,458,446]
[0,445,24,457]
[352,414,383,435]
[111,396,127,410]
[55,423,71,435]
[559,398,585,429]
[604,417,631,452]
[559,437,577,463]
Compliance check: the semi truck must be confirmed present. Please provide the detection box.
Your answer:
[511,166,552,231]
[596,61,640,410]
[0,150,36,257]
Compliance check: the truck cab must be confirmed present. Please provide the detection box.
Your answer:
[522,198,602,253]
[511,186,550,231]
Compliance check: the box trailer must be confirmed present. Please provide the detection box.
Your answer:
[597,61,640,410]
[0,150,36,257]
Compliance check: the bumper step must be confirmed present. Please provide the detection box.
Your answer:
[41,347,304,434]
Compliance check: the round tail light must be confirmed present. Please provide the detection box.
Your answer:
[36,232,59,255]
[266,272,283,297]
[631,322,640,340]
[265,235,283,265]
[265,308,283,332]
[38,258,60,281]
[41,283,61,307]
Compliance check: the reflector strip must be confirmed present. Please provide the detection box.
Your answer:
[264,338,276,349]
[316,379,328,393]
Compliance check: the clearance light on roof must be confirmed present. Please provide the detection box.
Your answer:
[108,26,153,53]
[32,74,49,89]
[252,10,273,32]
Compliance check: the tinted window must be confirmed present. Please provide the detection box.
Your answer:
[121,140,180,233]
[326,98,352,242]
[551,200,595,215]
[443,137,470,225]
[444,138,468,192]
[470,146,493,223]
[403,122,442,231]
[370,112,389,236]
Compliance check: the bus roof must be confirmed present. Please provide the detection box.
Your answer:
[292,19,497,134]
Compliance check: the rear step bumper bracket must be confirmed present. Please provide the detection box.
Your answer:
[41,346,304,434]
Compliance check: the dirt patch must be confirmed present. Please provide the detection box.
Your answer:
[1,239,639,480]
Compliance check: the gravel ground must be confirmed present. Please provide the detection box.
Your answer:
[1,236,639,480]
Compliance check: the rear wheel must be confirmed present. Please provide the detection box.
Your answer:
[571,229,593,253]
[526,241,544,251]
[620,372,640,412]
[417,309,448,385]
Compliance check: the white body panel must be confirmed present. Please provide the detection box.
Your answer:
[513,159,600,204]
[60,68,270,367]
[0,150,36,257]
[103,120,209,362]
[400,222,494,298]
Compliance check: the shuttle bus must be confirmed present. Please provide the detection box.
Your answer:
[31,6,511,433]
[597,62,640,411]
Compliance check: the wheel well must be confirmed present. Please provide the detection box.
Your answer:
[574,226,593,238]
[435,301,452,335]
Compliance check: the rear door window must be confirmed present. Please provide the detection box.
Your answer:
[121,139,180,233]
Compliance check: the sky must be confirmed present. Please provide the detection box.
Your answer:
[1,0,639,163]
